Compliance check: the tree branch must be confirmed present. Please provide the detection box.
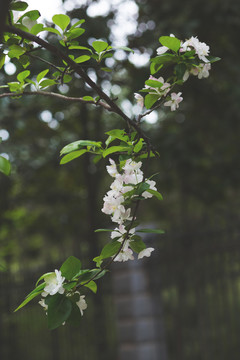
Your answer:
[4,24,158,155]
[0,91,112,111]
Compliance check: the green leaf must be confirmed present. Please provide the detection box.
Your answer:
[52,14,70,32]
[151,54,176,65]
[68,45,92,52]
[113,46,134,53]
[136,182,150,195]
[66,28,85,40]
[82,96,94,101]
[0,156,11,176]
[17,70,30,82]
[26,283,45,298]
[43,27,61,37]
[36,69,49,83]
[69,19,85,30]
[150,62,163,75]
[144,94,159,109]
[60,256,82,281]
[129,238,146,253]
[74,55,90,63]
[10,1,28,11]
[36,272,53,286]
[134,138,144,153]
[103,146,131,158]
[105,129,129,143]
[92,40,108,53]
[39,79,56,89]
[100,241,121,259]
[101,67,112,72]
[60,140,102,155]
[14,290,42,312]
[175,63,187,80]
[66,302,82,326]
[93,256,103,268]
[83,280,97,293]
[30,23,44,35]
[63,281,77,290]
[207,56,221,63]
[147,189,163,200]
[60,149,87,165]
[47,294,72,330]
[8,44,25,59]
[20,10,40,21]
[63,74,72,83]
[0,54,6,70]
[145,79,163,88]
[137,228,165,234]
[159,36,181,53]
[94,228,112,233]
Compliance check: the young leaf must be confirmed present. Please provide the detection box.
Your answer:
[8,45,25,59]
[60,256,82,281]
[66,28,85,40]
[14,290,42,312]
[159,36,181,53]
[147,189,163,200]
[52,14,70,32]
[69,19,85,30]
[60,140,102,155]
[20,10,40,21]
[0,156,11,176]
[113,46,134,53]
[36,69,49,83]
[83,280,97,294]
[145,79,163,88]
[39,79,56,89]
[102,146,131,158]
[74,55,90,63]
[43,27,61,37]
[0,54,6,70]
[26,283,45,298]
[82,96,94,102]
[30,23,44,35]
[144,94,159,109]
[17,70,30,83]
[134,138,144,153]
[60,149,87,165]
[94,229,113,233]
[47,294,72,330]
[175,63,187,80]
[137,229,165,234]
[130,238,146,253]
[92,40,108,53]
[10,1,28,11]
[100,241,121,259]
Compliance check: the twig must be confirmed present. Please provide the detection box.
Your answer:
[0,91,112,111]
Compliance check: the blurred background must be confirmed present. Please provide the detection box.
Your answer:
[0,0,240,359]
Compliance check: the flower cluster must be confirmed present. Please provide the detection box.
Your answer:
[135,35,212,112]
[102,158,155,262]
[38,270,87,316]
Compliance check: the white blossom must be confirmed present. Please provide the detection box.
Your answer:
[142,179,157,199]
[41,270,65,297]
[111,224,135,241]
[106,158,119,178]
[22,17,37,30]
[164,92,183,111]
[181,36,210,63]
[134,93,144,108]
[138,247,155,259]
[76,293,87,316]
[113,240,134,262]
[39,299,48,311]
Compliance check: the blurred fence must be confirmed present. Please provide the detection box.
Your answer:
[0,225,240,360]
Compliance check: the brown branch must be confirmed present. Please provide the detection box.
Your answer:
[0,91,112,110]
[4,24,158,155]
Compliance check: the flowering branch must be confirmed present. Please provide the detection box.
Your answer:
[1,6,220,330]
